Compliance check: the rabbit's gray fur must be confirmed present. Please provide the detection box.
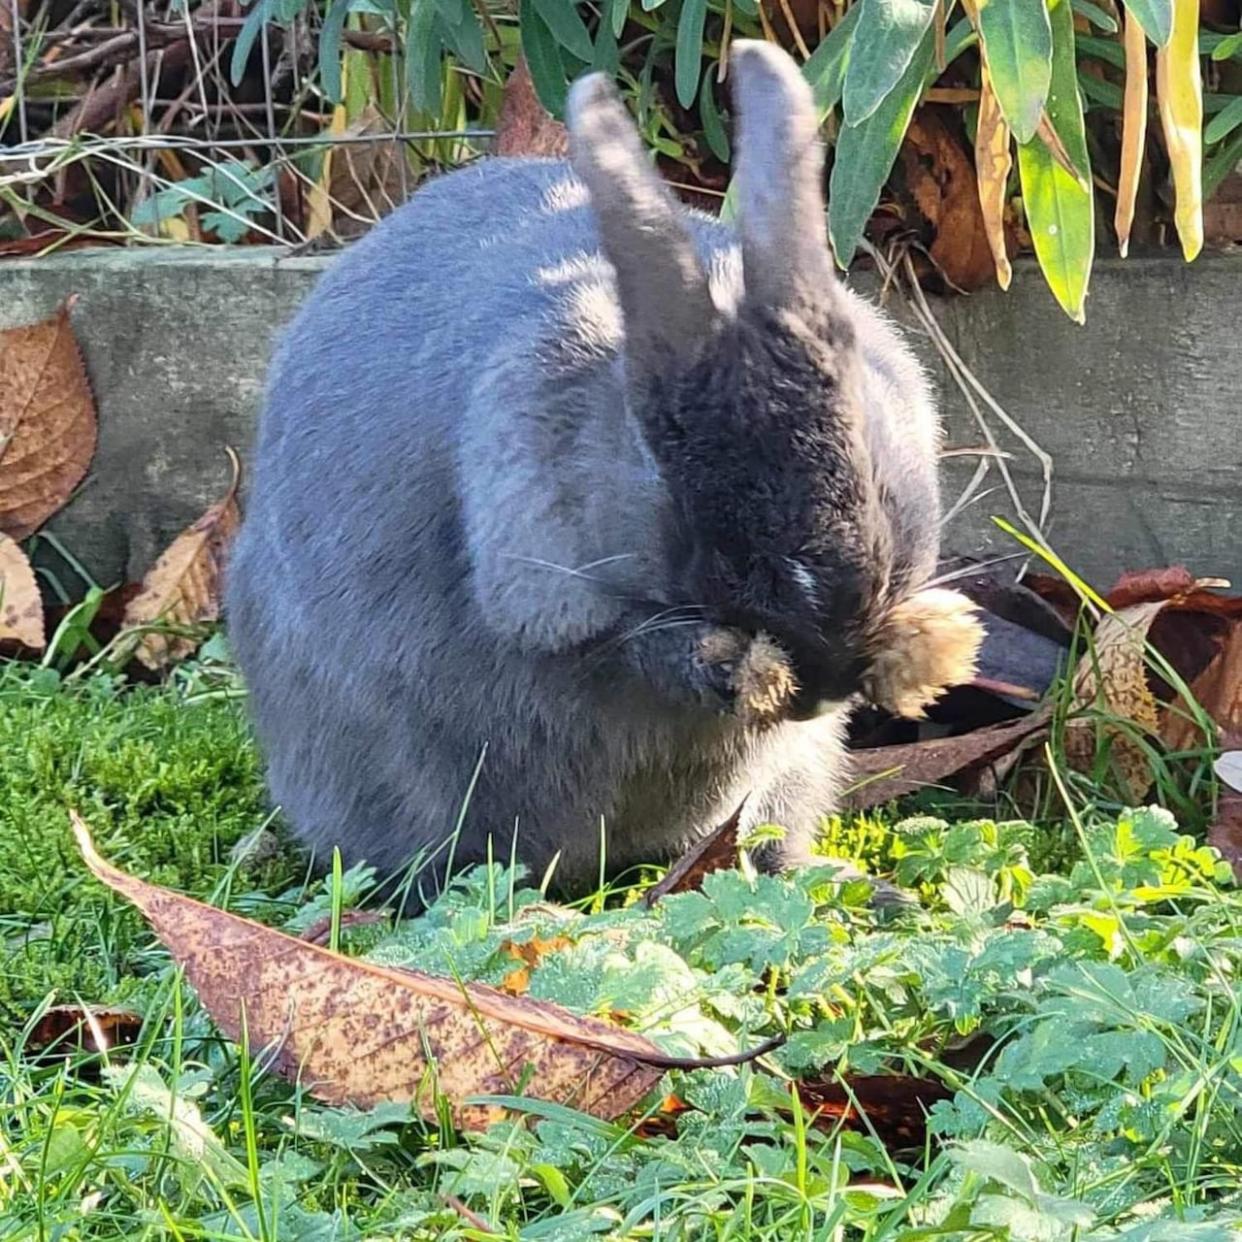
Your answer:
[226,44,946,901]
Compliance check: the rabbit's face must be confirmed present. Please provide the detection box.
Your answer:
[650,306,893,717]
[567,42,977,718]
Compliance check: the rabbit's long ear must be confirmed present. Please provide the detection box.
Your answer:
[731,41,835,309]
[567,74,717,377]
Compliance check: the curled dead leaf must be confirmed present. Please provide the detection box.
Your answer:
[1067,601,1167,802]
[0,298,98,540]
[72,812,667,1128]
[0,532,45,649]
[28,1004,143,1058]
[121,449,241,670]
[845,708,1052,810]
[901,113,996,292]
[975,69,1014,290]
[643,797,748,907]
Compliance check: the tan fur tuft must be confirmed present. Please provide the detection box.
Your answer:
[698,630,798,725]
[863,588,984,719]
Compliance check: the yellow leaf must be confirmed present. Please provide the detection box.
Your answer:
[975,69,1014,290]
[1156,0,1203,261]
[1115,10,1149,258]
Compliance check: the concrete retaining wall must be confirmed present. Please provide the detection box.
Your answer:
[3,246,1239,594]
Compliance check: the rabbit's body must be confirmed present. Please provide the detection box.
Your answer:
[228,48,980,898]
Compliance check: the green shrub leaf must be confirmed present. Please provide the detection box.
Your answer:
[975,0,1053,143]
[675,0,709,108]
[1121,0,1173,45]
[531,0,595,62]
[1016,0,1093,321]
[405,0,446,113]
[802,0,858,118]
[829,29,933,266]
[520,0,569,114]
[842,0,936,125]
[1205,94,1242,144]
[699,68,730,161]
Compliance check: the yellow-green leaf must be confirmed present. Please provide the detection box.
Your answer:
[1016,0,1094,321]
[1155,0,1203,261]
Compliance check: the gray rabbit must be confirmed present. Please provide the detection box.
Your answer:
[226,42,982,902]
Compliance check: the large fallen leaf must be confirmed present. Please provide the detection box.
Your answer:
[72,814,665,1128]
[0,532,44,649]
[845,708,1052,810]
[0,298,98,540]
[121,450,241,670]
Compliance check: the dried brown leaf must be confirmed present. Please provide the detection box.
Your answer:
[902,114,997,292]
[28,1004,143,1057]
[795,1074,954,1150]
[0,532,45,649]
[1115,9,1149,257]
[122,450,241,670]
[310,106,411,242]
[975,69,1014,290]
[643,798,748,908]
[845,708,1052,810]
[1067,600,1167,801]
[72,813,665,1128]
[494,59,569,158]
[0,298,98,540]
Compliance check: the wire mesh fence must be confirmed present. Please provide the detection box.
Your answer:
[0,0,504,249]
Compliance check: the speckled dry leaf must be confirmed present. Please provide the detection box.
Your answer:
[122,452,241,670]
[0,299,98,540]
[72,814,664,1128]
[1067,600,1167,802]
[0,532,45,649]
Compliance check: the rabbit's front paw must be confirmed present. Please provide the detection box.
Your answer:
[696,628,798,725]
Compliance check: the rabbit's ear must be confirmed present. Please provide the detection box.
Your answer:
[731,40,834,309]
[568,74,717,379]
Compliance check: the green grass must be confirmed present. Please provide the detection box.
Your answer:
[3,657,1242,1240]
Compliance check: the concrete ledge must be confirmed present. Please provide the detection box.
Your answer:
[4,246,1240,592]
